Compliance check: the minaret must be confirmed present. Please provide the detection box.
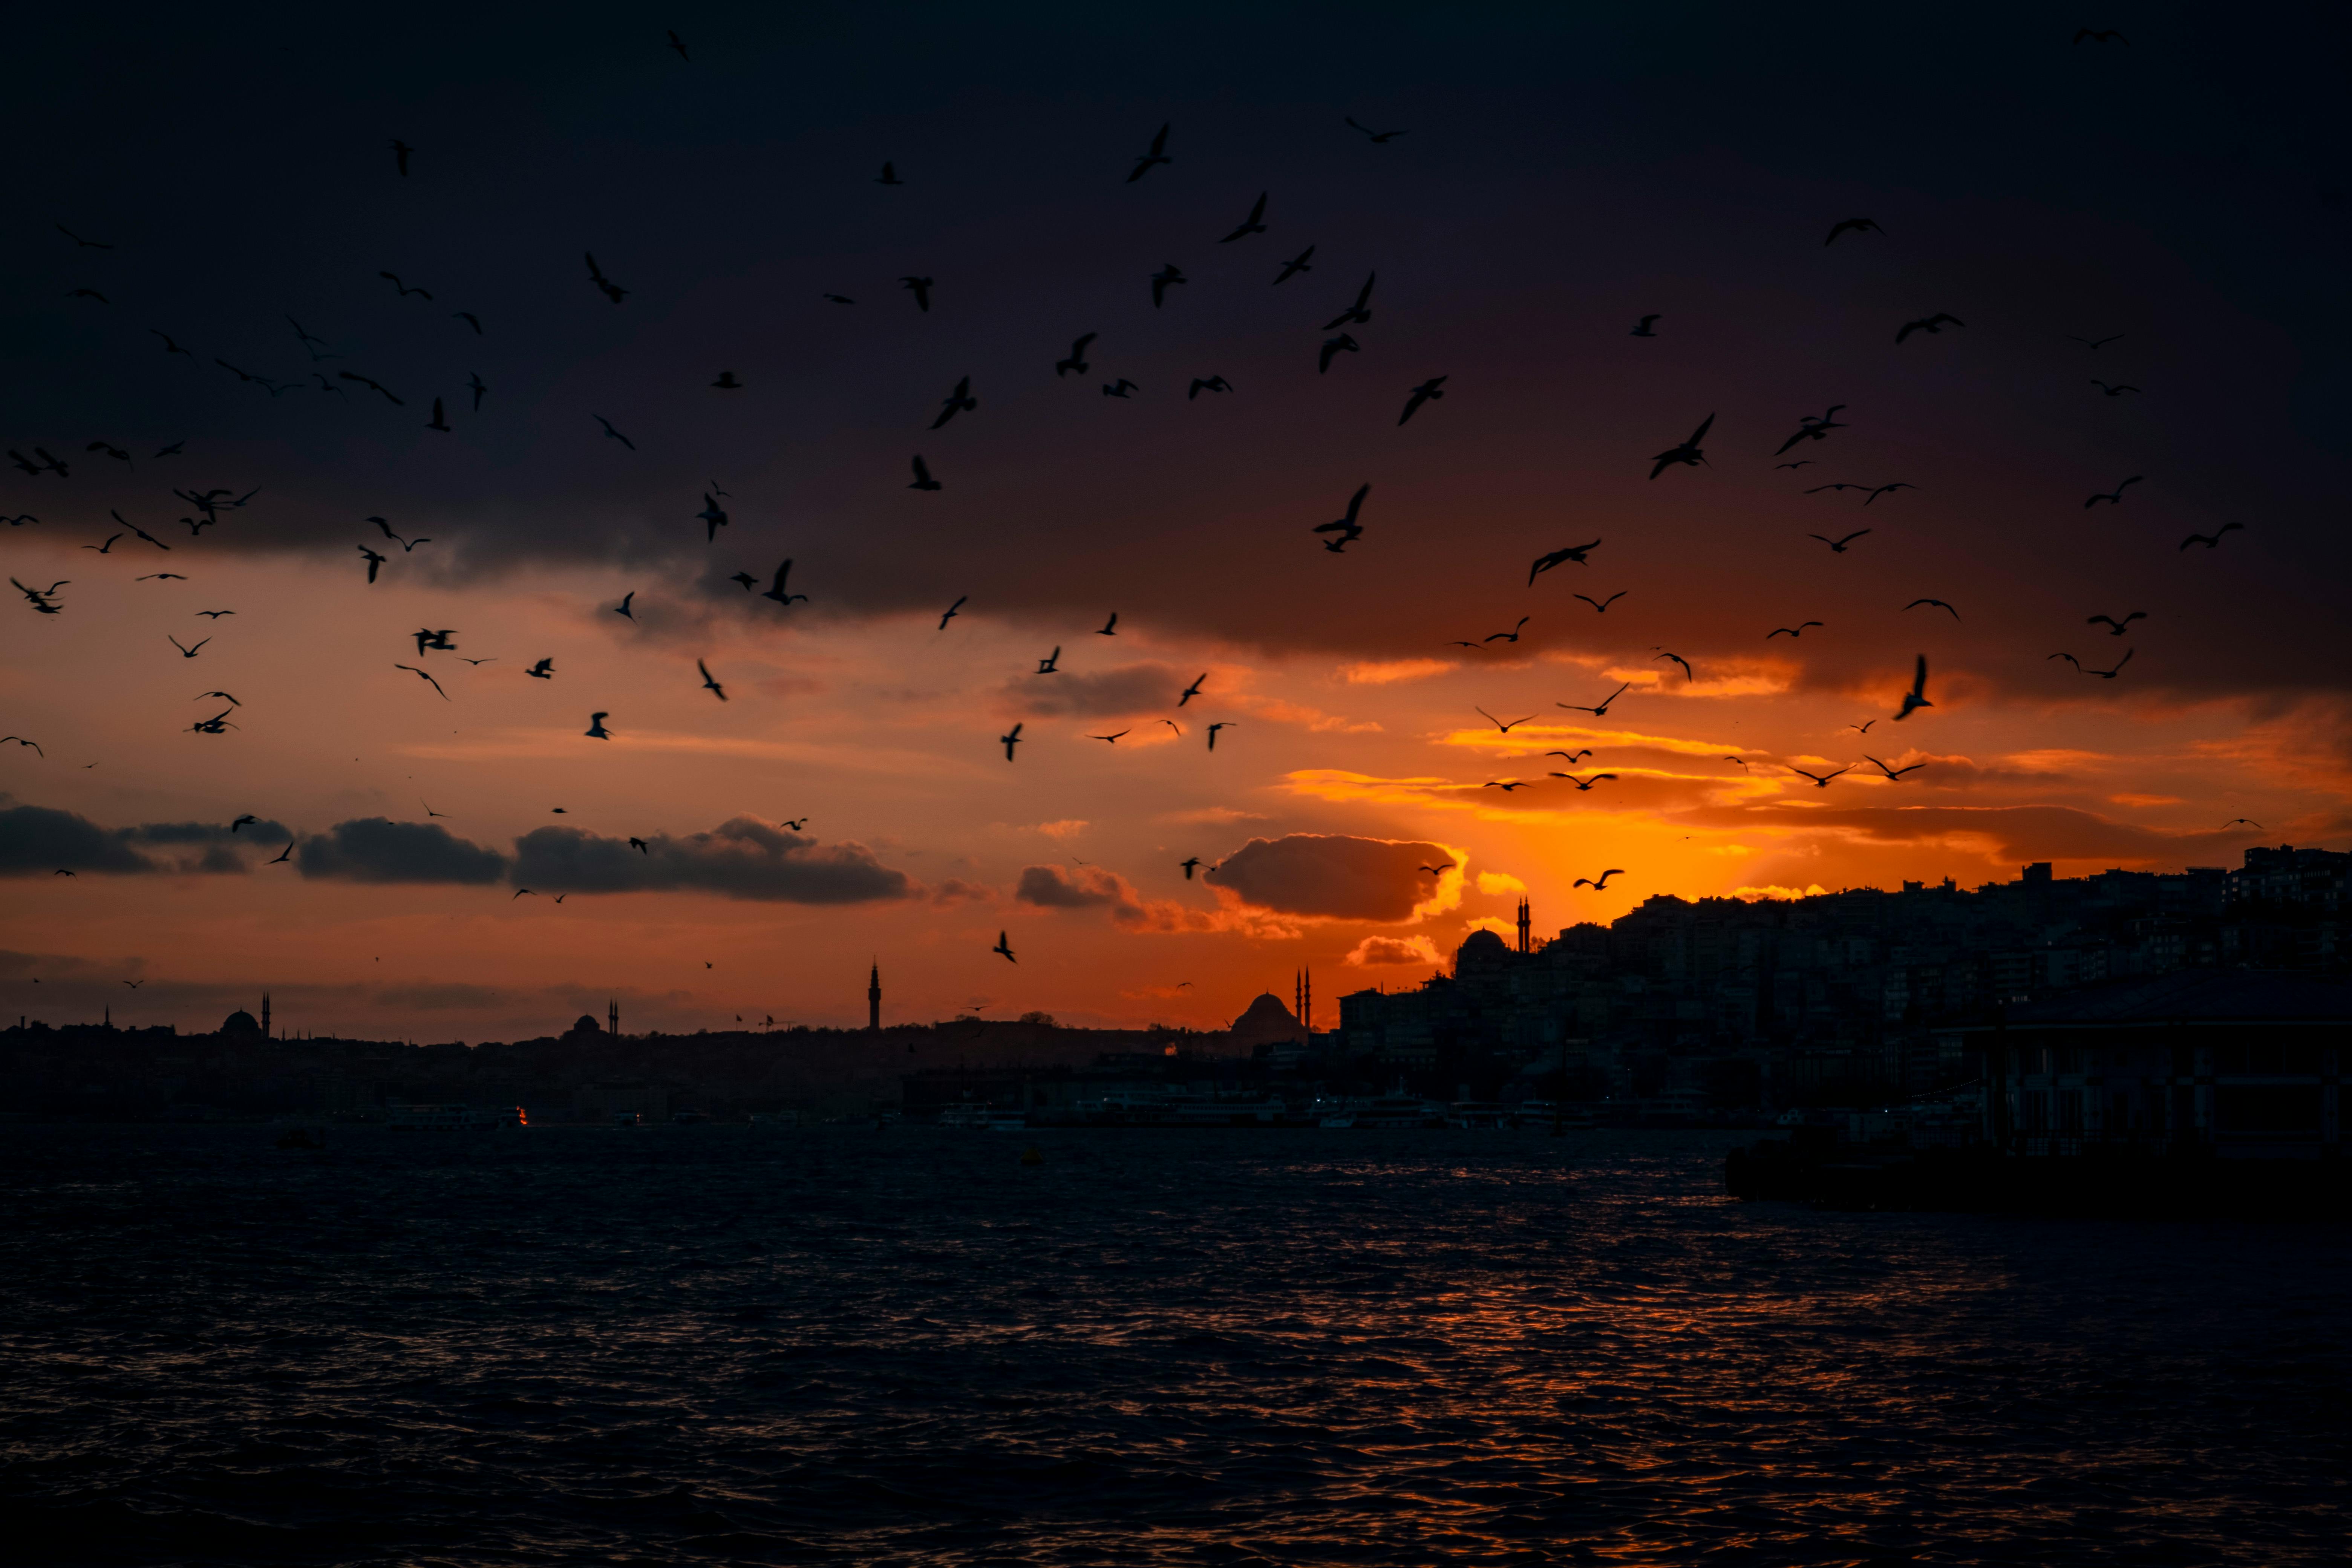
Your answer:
[608,998,619,1037]
[262,992,271,1037]
[1300,966,1312,1034]
[868,960,881,1031]
[1516,897,1531,954]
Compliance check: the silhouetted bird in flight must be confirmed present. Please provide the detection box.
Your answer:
[2090,380,2139,396]
[1790,764,1851,788]
[1096,612,1118,635]
[585,712,612,738]
[900,275,933,311]
[150,331,192,357]
[908,454,942,489]
[823,292,855,305]
[1035,646,1062,674]
[1000,723,1023,761]
[358,546,387,582]
[1324,274,1376,330]
[2073,28,2127,43]
[1574,591,1626,612]
[1650,414,1712,478]
[2051,649,2134,678]
[1810,529,1871,553]
[1484,779,1532,792]
[1767,622,1824,639]
[1318,333,1360,373]
[1180,857,1202,878]
[167,635,209,658]
[1895,654,1932,720]
[392,663,447,700]
[1150,264,1186,307]
[698,494,727,541]
[697,659,727,701]
[1558,683,1631,717]
[666,29,689,60]
[613,591,636,620]
[1314,484,1370,546]
[1086,730,1129,743]
[1549,749,1594,765]
[1655,651,1693,681]
[2180,524,2242,550]
[1219,192,1268,242]
[1399,377,1447,424]
[269,841,293,863]
[1775,460,1813,469]
[2222,818,2262,830]
[585,252,628,304]
[993,931,1017,962]
[2067,333,2126,351]
[467,372,487,410]
[527,659,554,679]
[1207,722,1236,750]
[595,415,635,450]
[710,371,742,390]
[1274,246,1315,283]
[2087,611,2145,635]
[1630,315,1660,337]
[380,271,432,300]
[1,735,42,756]
[56,224,112,248]
[729,572,756,590]
[1824,217,1882,244]
[1896,313,1964,342]
[1188,376,1233,399]
[1775,405,1847,455]
[1179,674,1207,706]
[389,138,413,175]
[1529,541,1600,582]
[2084,476,2142,507]
[1344,116,1406,142]
[1863,755,1926,780]
[1475,707,1536,733]
[1573,870,1625,890]
[1056,334,1096,377]
[1101,379,1138,398]
[453,311,482,335]
[761,560,808,605]
[1126,123,1171,182]
[1551,773,1619,791]
[874,160,903,184]
[1864,483,1915,505]
[66,288,108,303]
[1848,720,1876,734]
[930,376,977,429]
[938,595,966,629]
[411,628,456,655]
[425,398,451,432]
[1485,617,1529,644]
[1905,598,1960,619]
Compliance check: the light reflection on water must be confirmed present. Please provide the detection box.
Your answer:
[1,1125,2346,1565]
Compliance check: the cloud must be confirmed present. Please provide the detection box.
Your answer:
[1000,663,1185,718]
[299,819,510,884]
[1033,819,1089,840]
[0,803,162,876]
[1344,934,1441,966]
[1012,864,1242,934]
[1339,659,1451,685]
[1475,871,1526,895]
[510,817,916,903]
[1204,833,1453,922]
[1015,864,1125,910]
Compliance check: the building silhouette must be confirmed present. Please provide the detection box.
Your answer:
[869,961,882,1031]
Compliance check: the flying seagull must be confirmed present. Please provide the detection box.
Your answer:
[1126,123,1171,182]
[1219,191,1268,242]
[1055,333,1097,377]
[1824,217,1882,245]
[992,930,1017,963]
[1895,655,1932,720]
[585,712,612,738]
[1399,376,1448,425]
[1649,414,1713,478]
[1530,541,1600,582]
[1000,723,1023,761]
[697,659,727,700]
[1896,313,1965,343]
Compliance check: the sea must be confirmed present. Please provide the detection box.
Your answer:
[2,1124,2346,1565]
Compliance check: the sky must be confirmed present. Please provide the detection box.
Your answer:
[4,2,2349,1041]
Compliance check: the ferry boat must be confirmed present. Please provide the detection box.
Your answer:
[1446,1101,1514,1130]
[387,1102,525,1129]
[1516,1099,1599,1130]
[1321,1095,1445,1129]
[936,1104,1030,1131]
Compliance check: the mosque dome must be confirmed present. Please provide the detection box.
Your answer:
[1455,929,1510,971]
[568,1013,604,1036]
[1229,991,1303,1045]
[219,1009,262,1037]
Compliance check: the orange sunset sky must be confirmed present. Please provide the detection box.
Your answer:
[4,8,2347,1038]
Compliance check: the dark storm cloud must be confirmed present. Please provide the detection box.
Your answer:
[5,8,2352,711]
[297,818,510,884]
[1015,864,1125,910]
[1002,663,1187,718]
[1693,802,2252,867]
[509,818,915,903]
[0,802,231,875]
[1205,833,1448,921]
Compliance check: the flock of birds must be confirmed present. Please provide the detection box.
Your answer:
[4,23,2265,973]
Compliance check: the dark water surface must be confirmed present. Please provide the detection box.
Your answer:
[3,1125,2346,1565]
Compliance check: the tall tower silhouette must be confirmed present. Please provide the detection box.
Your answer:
[608,998,619,1037]
[1294,966,1312,1034]
[1516,897,1531,954]
[868,960,881,1031]
[262,992,271,1037]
